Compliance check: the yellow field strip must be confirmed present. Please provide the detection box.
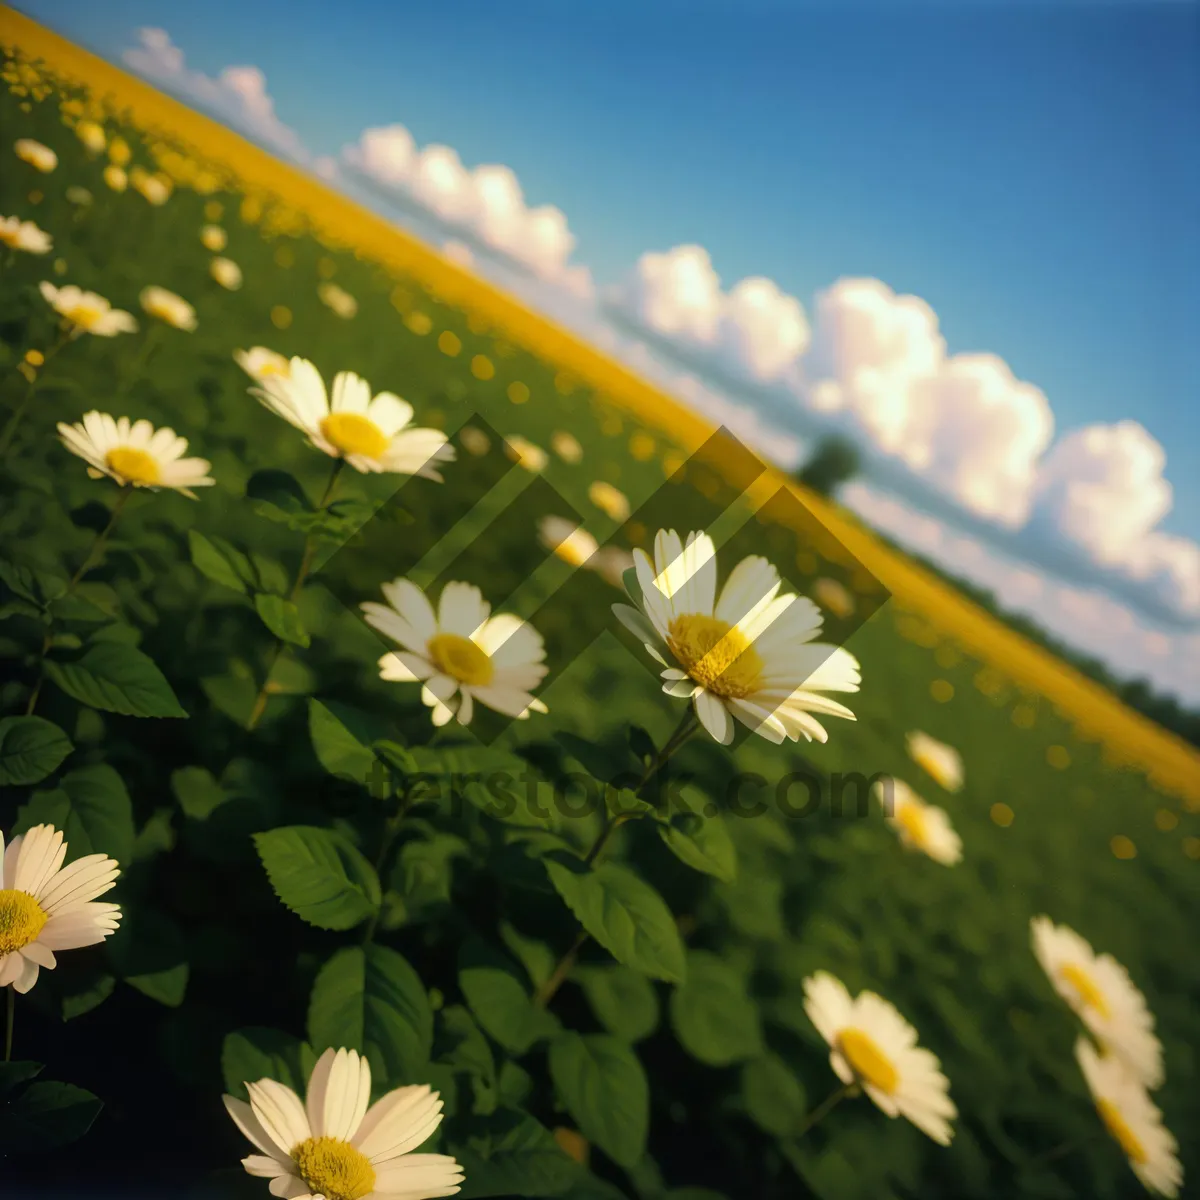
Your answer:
[4,6,1197,801]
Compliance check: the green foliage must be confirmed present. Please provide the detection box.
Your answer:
[254,825,382,930]
[44,642,187,717]
[0,715,72,785]
[307,945,434,1085]
[1,68,1196,1200]
[548,1032,650,1167]
[547,858,687,983]
[669,951,763,1066]
[14,762,135,864]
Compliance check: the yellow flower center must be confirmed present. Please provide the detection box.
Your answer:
[1059,964,1111,1019]
[895,801,929,847]
[291,1136,377,1200]
[0,229,16,248]
[667,613,763,698]
[1097,1099,1147,1165]
[321,412,389,459]
[428,632,494,687]
[0,889,48,956]
[106,446,160,486]
[66,302,106,330]
[837,1027,899,1095]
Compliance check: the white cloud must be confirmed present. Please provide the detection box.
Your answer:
[341,125,592,297]
[123,28,308,162]
[1031,421,1200,618]
[613,244,811,383]
[1032,421,1172,564]
[843,483,1200,701]
[803,278,1054,527]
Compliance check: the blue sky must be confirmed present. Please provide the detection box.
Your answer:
[25,0,1199,537]
[16,0,1200,694]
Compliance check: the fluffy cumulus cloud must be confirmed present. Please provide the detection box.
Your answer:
[342,125,592,296]
[803,278,1054,527]
[844,483,1200,701]
[123,29,307,162]
[1031,422,1200,618]
[612,244,811,383]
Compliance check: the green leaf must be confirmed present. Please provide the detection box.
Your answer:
[171,765,230,820]
[309,698,376,782]
[546,858,686,983]
[741,1055,807,1136]
[61,971,116,1021]
[45,643,187,718]
[188,529,253,593]
[455,1109,580,1198]
[308,945,433,1086]
[0,1081,102,1152]
[14,763,135,865]
[251,553,290,596]
[106,909,189,1007]
[222,1028,317,1102]
[254,825,381,930]
[658,787,737,882]
[458,939,560,1054]
[0,716,72,785]
[387,833,469,925]
[499,921,556,990]
[548,1032,649,1168]
[574,964,660,1042]
[0,1062,42,1096]
[0,557,66,608]
[247,469,316,529]
[670,951,762,1066]
[254,593,310,647]
[555,731,638,786]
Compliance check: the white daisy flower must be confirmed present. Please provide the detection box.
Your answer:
[14,138,56,173]
[224,1046,464,1200]
[594,545,635,589]
[363,579,548,728]
[0,824,121,995]
[873,777,962,865]
[588,480,630,522]
[551,430,583,464]
[458,425,491,457]
[613,529,860,745]
[58,411,215,497]
[210,256,243,290]
[813,576,855,619]
[503,435,548,473]
[1075,1037,1181,1197]
[75,120,106,155]
[102,164,128,193]
[201,224,228,252]
[0,214,51,255]
[1031,917,1163,1089]
[39,282,138,338]
[130,168,171,206]
[539,516,599,569]
[140,285,197,331]
[319,281,358,319]
[253,358,454,478]
[906,730,963,793]
[235,346,291,385]
[803,971,956,1145]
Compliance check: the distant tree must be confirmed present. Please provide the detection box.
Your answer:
[798,435,860,497]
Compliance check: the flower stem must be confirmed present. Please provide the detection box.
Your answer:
[794,1082,856,1139]
[533,705,700,1009]
[0,329,69,458]
[4,986,14,1063]
[246,459,344,731]
[26,487,132,716]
